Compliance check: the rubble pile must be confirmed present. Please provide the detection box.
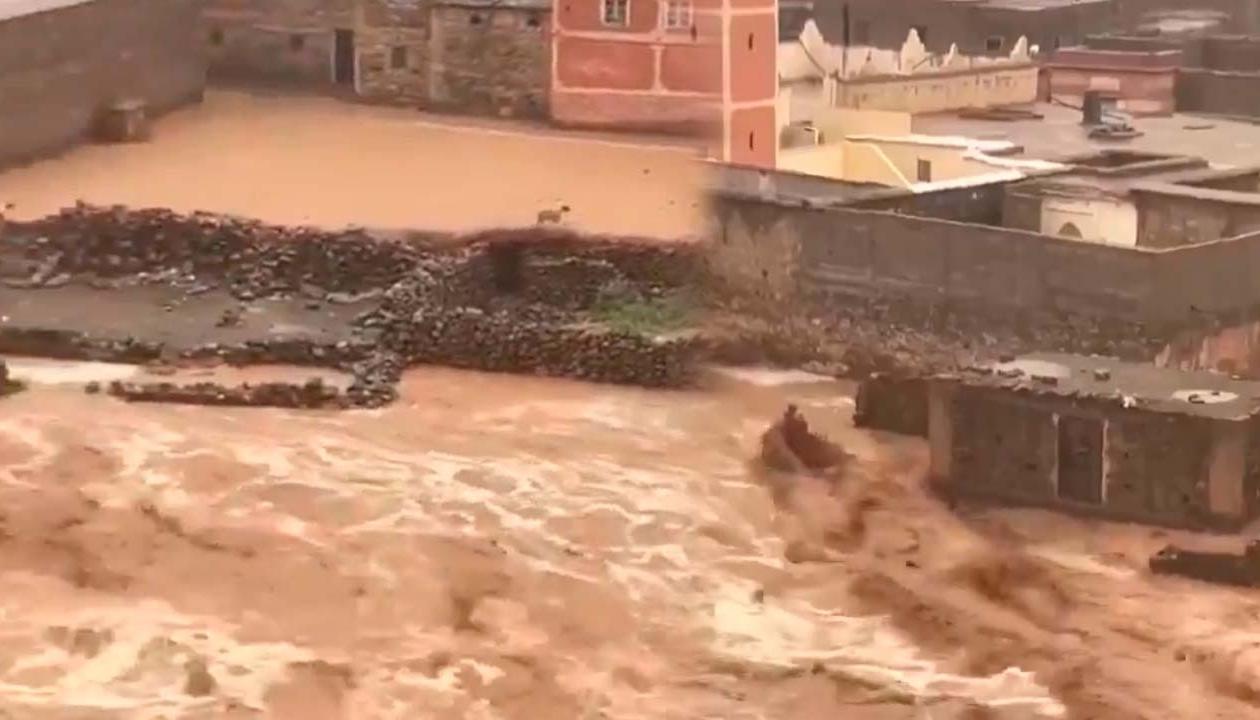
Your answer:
[394,308,698,387]
[5,205,426,296]
[108,377,344,409]
[1,206,704,407]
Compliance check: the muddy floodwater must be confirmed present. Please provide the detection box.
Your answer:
[0,91,705,238]
[1,364,1259,719]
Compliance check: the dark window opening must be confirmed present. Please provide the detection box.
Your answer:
[1056,415,1104,505]
[490,246,524,294]
[470,11,483,24]
[390,46,407,69]
[526,12,541,27]
[209,27,224,46]
[290,34,305,52]
[1058,222,1083,239]
[916,159,932,182]
[747,32,754,50]
[748,131,755,151]
[985,35,1003,52]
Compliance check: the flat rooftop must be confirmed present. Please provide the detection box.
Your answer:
[0,0,92,22]
[953,353,1260,421]
[914,103,1260,168]
[0,90,705,239]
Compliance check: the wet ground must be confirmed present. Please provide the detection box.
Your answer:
[0,282,372,352]
[0,91,705,239]
[1,363,1259,719]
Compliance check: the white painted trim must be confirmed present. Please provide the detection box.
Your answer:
[599,0,632,28]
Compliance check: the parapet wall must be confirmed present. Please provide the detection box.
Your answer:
[709,192,1260,326]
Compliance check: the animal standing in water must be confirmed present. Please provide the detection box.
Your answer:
[536,204,571,225]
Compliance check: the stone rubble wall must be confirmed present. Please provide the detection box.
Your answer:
[0,206,703,408]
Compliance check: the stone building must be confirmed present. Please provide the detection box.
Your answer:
[928,354,1260,529]
[0,0,205,168]
[204,0,551,118]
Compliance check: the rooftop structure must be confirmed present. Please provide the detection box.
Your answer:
[812,0,1113,56]
[929,353,1260,529]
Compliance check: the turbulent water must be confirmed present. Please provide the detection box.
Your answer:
[0,363,1258,719]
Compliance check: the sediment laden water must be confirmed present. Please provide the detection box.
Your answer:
[0,363,1255,719]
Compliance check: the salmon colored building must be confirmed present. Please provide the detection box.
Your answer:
[720,0,777,166]
[551,0,778,167]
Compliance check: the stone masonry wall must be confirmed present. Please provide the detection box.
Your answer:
[2,207,703,400]
[357,0,430,103]
[0,0,206,168]
[428,3,550,118]
[204,0,551,118]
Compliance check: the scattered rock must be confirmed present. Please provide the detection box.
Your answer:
[184,658,217,697]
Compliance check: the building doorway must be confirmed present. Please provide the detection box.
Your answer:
[1057,415,1104,504]
[333,29,356,87]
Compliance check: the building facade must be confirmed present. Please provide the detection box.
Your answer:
[205,0,551,119]
[550,0,723,134]
[0,0,206,168]
[929,354,1260,530]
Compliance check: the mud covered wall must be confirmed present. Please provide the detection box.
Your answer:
[0,0,206,167]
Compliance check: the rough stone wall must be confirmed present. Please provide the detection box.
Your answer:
[357,0,430,102]
[0,0,206,168]
[427,4,550,118]
[3,206,702,392]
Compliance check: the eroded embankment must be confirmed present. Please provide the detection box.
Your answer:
[0,206,704,407]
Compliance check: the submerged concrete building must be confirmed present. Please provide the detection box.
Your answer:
[928,354,1260,529]
[0,0,205,167]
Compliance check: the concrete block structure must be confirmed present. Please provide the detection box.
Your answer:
[0,0,205,168]
[928,354,1260,529]
[1044,47,1182,115]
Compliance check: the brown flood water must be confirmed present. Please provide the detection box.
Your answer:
[0,91,705,238]
[0,363,1258,719]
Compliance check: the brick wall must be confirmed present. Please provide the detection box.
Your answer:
[0,0,206,168]
[550,0,722,134]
